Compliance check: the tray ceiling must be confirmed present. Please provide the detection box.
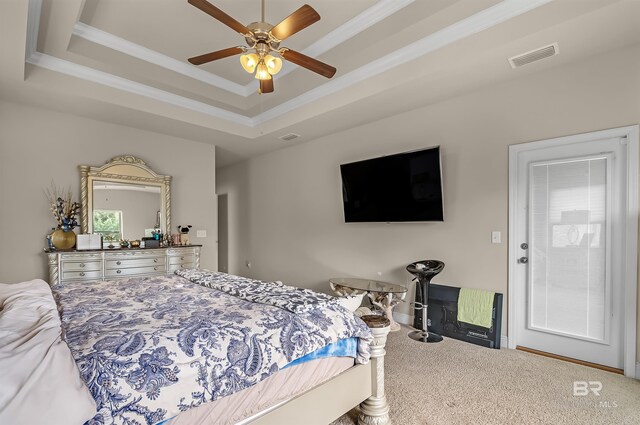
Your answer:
[2,0,638,165]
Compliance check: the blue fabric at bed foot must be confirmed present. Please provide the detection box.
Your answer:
[283,337,358,369]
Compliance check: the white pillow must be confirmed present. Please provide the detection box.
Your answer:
[0,280,97,425]
[335,293,365,312]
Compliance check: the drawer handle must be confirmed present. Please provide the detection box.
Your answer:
[116,261,121,265]
[79,272,85,277]
[180,257,184,261]
[154,267,158,271]
[116,269,122,274]
[154,259,158,263]
[80,263,85,268]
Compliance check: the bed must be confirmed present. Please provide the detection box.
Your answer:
[0,270,390,425]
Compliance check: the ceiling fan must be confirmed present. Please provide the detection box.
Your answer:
[187,0,337,94]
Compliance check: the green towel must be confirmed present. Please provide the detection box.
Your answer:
[457,288,495,328]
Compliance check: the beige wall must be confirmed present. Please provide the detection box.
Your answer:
[0,100,217,283]
[217,45,640,354]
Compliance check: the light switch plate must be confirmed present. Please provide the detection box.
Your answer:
[491,231,501,244]
[196,230,206,238]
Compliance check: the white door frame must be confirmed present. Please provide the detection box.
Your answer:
[508,125,639,377]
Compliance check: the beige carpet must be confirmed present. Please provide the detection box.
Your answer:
[331,326,640,425]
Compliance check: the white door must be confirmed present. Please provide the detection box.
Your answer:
[510,128,638,371]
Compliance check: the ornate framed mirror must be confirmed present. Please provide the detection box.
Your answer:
[80,156,171,241]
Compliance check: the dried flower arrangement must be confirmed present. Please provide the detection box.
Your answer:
[45,183,80,231]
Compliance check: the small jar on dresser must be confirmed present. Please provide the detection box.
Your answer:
[45,246,201,286]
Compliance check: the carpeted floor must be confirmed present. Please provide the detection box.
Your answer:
[331,326,640,425]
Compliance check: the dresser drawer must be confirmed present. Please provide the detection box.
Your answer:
[105,257,165,269]
[62,261,102,272]
[168,262,194,272]
[168,255,194,265]
[105,265,164,277]
[168,247,198,255]
[62,270,102,280]
[47,246,201,286]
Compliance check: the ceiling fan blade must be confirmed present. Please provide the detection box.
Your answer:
[260,78,274,94]
[270,4,320,41]
[187,0,252,36]
[188,47,244,65]
[281,49,336,78]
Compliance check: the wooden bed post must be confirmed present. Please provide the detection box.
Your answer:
[359,316,391,425]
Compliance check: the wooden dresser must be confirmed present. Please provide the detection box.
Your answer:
[45,246,201,286]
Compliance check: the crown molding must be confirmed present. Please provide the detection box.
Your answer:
[25,51,254,128]
[25,0,42,58]
[25,0,554,133]
[272,0,415,83]
[72,22,250,97]
[304,0,414,59]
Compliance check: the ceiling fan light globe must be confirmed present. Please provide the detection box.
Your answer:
[264,55,283,75]
[255,63,272,80]
[240,53,259,73]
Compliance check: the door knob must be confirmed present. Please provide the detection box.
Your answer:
[518,257,528,264]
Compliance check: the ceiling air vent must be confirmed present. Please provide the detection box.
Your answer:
[508,43,559,69]
[279,133,300,141]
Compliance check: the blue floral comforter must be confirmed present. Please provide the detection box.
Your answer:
[52,272,372,425]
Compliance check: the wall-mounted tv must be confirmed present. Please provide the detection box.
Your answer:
[340,146,444,222]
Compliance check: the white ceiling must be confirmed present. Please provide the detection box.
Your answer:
[1,0,639,166]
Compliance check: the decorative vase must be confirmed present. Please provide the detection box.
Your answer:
[51,228,76,250]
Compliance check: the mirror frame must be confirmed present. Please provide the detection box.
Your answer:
[80,155,171,238]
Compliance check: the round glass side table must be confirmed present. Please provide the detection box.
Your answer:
[329,277,407,332]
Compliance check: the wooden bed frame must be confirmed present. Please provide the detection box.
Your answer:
[248,316,391,425]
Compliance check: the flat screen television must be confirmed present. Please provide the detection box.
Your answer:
[340,146,444,222]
